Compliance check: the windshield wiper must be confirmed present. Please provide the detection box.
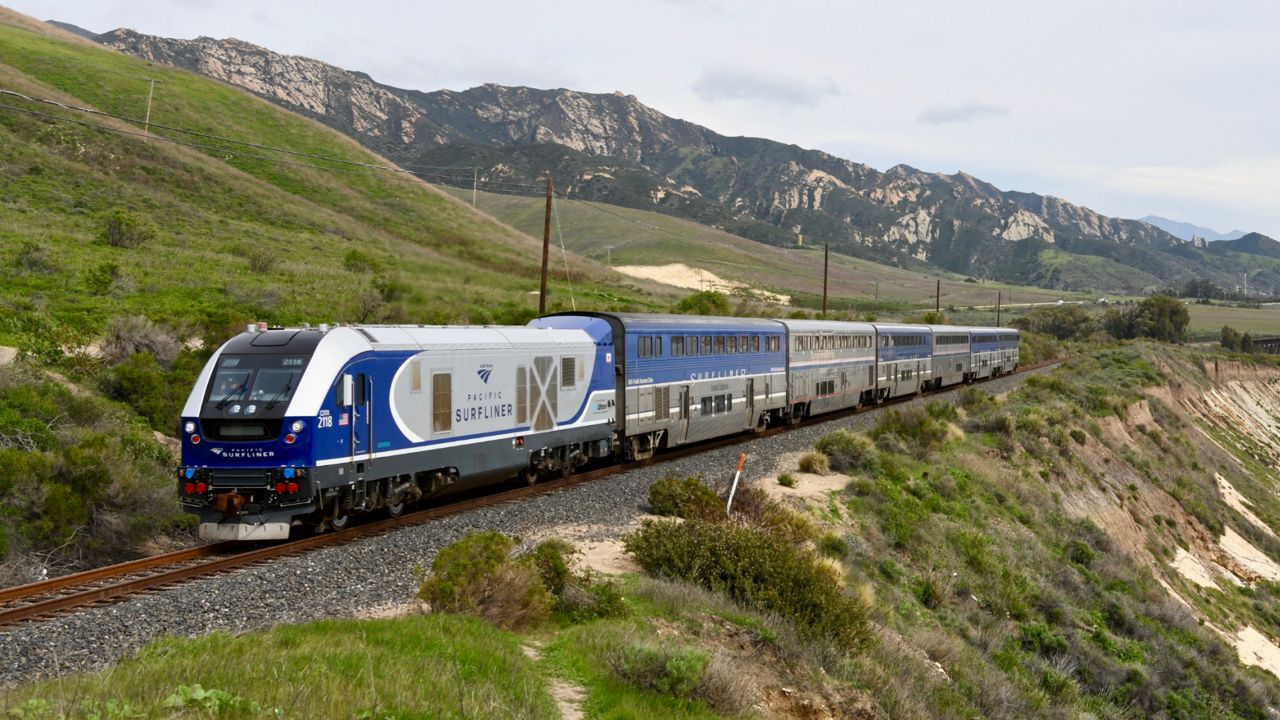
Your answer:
[216,381,249,410]
[265,372,297,410]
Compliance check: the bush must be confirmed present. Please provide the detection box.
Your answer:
[868,408,949,457]
[625,519,870,648]
[818,532,848,559]
[814,429,876,472]
[245,247,279,273]
[604,639,708,698]
[13,240,56,273]
[84,261,122,295]
[525,538,626,622]
[99,208,156,248]
[777,472,798,487]
[100,315,182,368]
[648,475,726,522]
[674,290,731,316]
[727,486,816,543]
[417,531,551,630]
[797,451,830,474]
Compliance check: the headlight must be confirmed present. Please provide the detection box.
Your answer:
[184,421,196,434]
[290,420,305,433]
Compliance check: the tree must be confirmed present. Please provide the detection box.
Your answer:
[1102,295,1188,343]
[1242,333,1255,353]
[1220,325,1242,352]
[675,290,731,316]
[1012,305,1094,340]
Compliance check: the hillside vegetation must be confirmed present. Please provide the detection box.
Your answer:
[8,343,1280,718]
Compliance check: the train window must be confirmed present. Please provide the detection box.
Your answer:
[701,397,712,415]
[702,336,713,355]
[638,336,653,358]
[715,336,725,354]
[687,335,698,355]
[740,335,749,352]
[672,336,684,356]
[728,336,737,354]
[432,373,451,433]
[516,367,528,424]
[752,336,761,353]
[355,373,367,405]
[714,395,726,414]
[656,337,663,357]
[561,357,576,390]
[410,361,422,393]
[767,336,779,352]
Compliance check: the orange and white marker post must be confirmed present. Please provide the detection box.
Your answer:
[726,452,747,513]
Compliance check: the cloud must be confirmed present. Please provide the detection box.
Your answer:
[917,101,1009,125]
[1106,158,1280,223]
[692,66,838,108]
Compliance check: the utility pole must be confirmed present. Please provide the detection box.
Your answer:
[143,78,161,139]
[935,279,940,313]
[605,245,615,267]
[539,175,552,315]
[471,168,478,208]
[874,281,879,303]
[996,291,1002,327]
[822,243,829,318]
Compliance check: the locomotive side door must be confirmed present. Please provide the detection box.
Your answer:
[679,385,691,443]
[343,370,372,472]
[745,378,755,428]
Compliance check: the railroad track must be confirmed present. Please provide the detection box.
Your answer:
[0,357,1062,629]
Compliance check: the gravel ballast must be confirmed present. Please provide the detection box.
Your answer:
[0,368,1048,688]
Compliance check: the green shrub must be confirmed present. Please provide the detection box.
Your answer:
[84,261,121,295]
[648,475,726,522]
[343,248,382,273]
[524,538,626,622]
[674,290,730,316]
[625,519,870,648]
[245,247,278,273]
[797,451,829,474]
[818,532,848,559]
[12,240,56,273]
[99,208,156,248]
[726,486,816,543]
[1020,622,1069,655]
[605,640,709,698]
[417,531,551,630]
[869,408,949,457]
[814,429,875,472]
[777,472,798,488]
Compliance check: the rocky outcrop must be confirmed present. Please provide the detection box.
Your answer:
[92,28,1280,293]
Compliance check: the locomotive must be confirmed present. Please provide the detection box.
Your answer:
[177,313,1018,540]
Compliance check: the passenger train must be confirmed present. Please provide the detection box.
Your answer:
[177,313,1018,540]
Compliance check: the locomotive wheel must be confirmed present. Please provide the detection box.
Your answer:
[387,500,405,518]
[330,511,350,531]
[521,469,538,486]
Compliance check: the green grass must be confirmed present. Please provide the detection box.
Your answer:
[1186,303,1280,336]
[0,614,557,719]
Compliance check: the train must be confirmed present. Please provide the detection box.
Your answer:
[177,313,1018,540]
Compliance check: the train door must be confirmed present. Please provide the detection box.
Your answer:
[343,371,372,472]
[637,386,654,429]
[679,385,691,443]
[745,378,755,428]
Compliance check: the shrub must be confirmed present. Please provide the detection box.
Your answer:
[84,261,122,295]
[675,290,731,316]
[869,408,949,457]
[525,538,626,622]
[13,240,56,273]
[814,429,875,472]
[797,451,830,474]
[728,486,816,543]
[245,247,279,273]
[777,472,798,488]
[343,248,382,273]
[818,532,848,559]
[100,315,182,368]
[417,531,551,630]
[648,475,726,522]
[624,519,870,648]
[99,208,156,248]
[604,639,709,698]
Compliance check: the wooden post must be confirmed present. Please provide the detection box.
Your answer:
[822,243,829,318]
[539,175,552,315]
[996,290,1002,327]
[935,279,940,313]
[471,168,478,208]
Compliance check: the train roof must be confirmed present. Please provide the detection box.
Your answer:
[776,319,876,333]
[871,323,933,334]
[541,312,784,332]
[926,325,973,334]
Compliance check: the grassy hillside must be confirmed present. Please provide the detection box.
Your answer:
[0,15,668,356]
[442,187,1087,313]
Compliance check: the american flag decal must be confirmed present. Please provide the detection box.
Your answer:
[338,412,349,426]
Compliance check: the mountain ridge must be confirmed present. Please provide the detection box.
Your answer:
[1139,215,1246,243]
[89,26,1280,295]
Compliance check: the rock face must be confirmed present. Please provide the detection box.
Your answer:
[94,28,1280,293]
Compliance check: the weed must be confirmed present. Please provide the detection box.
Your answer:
[417,531,551,630]
[815,429,876,472]
[777,472,798,488]
[798,451,829,474]
[818,532,848,559]
[99,208,155,248]
[648,475,727,522]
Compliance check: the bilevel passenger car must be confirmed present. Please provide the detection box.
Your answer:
[177,315,1018,540]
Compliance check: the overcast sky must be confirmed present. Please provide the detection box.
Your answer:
[9,0,1280,237]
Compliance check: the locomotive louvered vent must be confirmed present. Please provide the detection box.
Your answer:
[655,386,670,421]
[561,357,576,389]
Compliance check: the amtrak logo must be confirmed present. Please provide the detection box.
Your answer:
[477,365,494,384]
[210,448,224,455]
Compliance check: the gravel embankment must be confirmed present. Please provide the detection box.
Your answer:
[0,368,1049,688]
